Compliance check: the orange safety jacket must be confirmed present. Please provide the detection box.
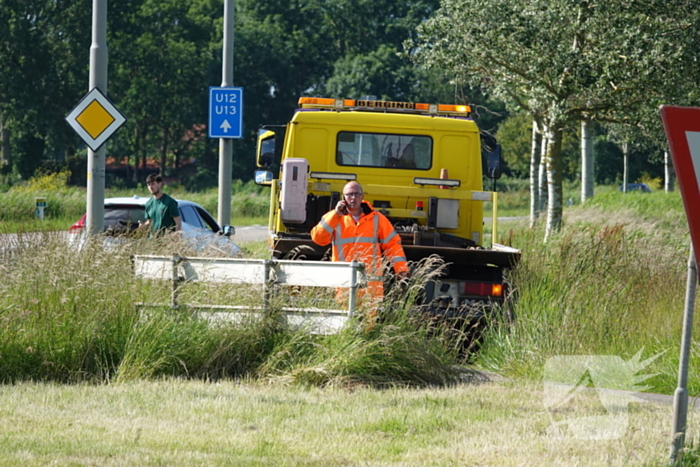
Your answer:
[311,201,409,301]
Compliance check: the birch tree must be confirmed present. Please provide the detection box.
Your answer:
[580,118,594,203]
[410,0,696,240]
[538,127,548,219]
[665,152,675,193]
[529,119,540,228]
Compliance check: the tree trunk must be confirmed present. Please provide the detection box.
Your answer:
[538,125,549,214]
[529,119,541,228]
[665,150,675,192]
[622,141,629,193]
[544,126,564,242]
[581,118,594,203]
[1,113,10,167]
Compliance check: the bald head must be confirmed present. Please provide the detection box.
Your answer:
[343,181,362,196]
[341,182,364,216]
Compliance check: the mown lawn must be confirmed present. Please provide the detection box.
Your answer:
[0,378,690,466]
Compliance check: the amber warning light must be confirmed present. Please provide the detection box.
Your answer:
[298,97,471,115]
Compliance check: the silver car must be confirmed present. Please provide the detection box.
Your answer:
[69,196,241,257]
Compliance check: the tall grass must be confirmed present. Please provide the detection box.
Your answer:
[259,256,464,387]
[0,231,463,386]
[0,234,137,382]
[0,233,284,383]
[1,181,696,395]
[478,190,695,394]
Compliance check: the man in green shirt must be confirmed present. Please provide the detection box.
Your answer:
[140,173,181,236]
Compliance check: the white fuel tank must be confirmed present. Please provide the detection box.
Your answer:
[280,158,308,223]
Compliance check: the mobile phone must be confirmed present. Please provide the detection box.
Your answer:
[339,202,348,214]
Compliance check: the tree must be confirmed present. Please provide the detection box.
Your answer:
[109,0,217,182]
[0,0,91,179]
[229,0,458,180]
[412,0,698,240]
[497,113,580,180]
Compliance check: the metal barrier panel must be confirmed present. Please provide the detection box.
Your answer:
[133,255,268,284]
[133,255,173,281]
[273,260,364,287]
[177,257,268,284]
[132,255,366,332]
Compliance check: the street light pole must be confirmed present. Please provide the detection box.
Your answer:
[86,0,108,235]
[217,0,234,226]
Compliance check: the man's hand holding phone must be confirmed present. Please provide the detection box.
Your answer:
[335,200,349,216]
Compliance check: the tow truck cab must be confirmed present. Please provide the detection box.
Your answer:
[255,97,519,315]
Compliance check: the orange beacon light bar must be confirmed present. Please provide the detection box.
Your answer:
[298,97,471,115]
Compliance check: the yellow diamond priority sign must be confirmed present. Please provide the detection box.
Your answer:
[66,87,126,152]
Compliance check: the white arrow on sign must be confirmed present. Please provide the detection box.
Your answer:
[220,120,231,133]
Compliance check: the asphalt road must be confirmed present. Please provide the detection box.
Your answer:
[0,228,265,248]
[0,231,69,247]
[233,225,268,244]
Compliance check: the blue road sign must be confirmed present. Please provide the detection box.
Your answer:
[208,87,243,139]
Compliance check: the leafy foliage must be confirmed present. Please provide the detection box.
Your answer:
[411,0,699,238]
[1,0,457,185]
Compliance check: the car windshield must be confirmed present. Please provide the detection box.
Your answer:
[104,205,146,230]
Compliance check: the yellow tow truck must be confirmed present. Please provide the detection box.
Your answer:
[254,97,520,319]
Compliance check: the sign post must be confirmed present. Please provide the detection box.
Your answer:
[86,0,108,236]
[660,105,700,462]
[64,1,127,236]
[211,0,237,227]
[35,197,47,220]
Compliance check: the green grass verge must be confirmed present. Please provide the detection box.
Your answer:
[0,379,684,466]
[1,180,698,464]
[0,181,270,230]
[0,182,695,397]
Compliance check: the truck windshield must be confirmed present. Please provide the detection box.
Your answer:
[336,132,432,170]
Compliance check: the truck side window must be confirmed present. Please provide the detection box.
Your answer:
[336,132,432,170]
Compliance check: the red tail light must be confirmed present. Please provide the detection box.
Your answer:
[69,214,86,233]
[459,281,503,297]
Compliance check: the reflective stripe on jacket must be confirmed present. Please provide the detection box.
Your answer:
[310,201,408,299]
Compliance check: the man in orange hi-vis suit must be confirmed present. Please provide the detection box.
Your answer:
[311,182,409,309]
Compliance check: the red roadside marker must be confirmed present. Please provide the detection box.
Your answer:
[660,105,700,259]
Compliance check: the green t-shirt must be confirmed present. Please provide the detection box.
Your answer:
[145,193,179,235]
